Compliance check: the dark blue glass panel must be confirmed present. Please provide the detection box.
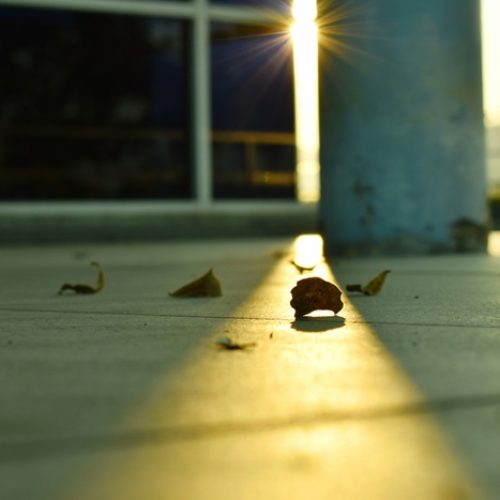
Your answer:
[211,22,295,199]
[0,7,190,200]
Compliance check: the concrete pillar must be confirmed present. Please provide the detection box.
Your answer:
[319,0,489,255]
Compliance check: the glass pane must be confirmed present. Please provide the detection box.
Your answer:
[211,22,295,199]
[0,7,190,200]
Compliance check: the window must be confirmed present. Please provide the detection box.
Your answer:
[211,22,295,198]
[0,6,190,199]
[0,0,298,204]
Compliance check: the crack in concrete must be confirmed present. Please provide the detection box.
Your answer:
[1,307,499,331]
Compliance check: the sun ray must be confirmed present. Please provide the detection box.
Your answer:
[211,22,294,129]
[316,0,385,66]
[211,1,384,203]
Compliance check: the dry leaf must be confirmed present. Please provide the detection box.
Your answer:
[215,336,256,350]
[290,277,343,319]
[58,262,104,295]
[346,270,390,296]
[362,270,390,295]
[290,259,316,274]
[169,268,222,297]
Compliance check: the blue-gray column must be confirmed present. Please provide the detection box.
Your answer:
[320,0,488,254]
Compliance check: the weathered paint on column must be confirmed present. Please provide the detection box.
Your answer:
[319,0,488,254]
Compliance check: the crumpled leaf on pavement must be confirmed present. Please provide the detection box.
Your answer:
[169,268,222,297]
[290,259,316,274]
[58,262,104,295]
[346,270,390,295]
[290,277,343,319]
[215,336,256,350]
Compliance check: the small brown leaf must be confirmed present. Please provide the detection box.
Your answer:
[290,259,316,274]
[290,277,343,319]
[346,270,390,296]
[170,268,222,297]
[215,336,256,350]
[58,262,104,295]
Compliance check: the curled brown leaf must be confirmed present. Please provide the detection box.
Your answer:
[290,259,316,274]
[346,270,390,296]
[290,277,343,319]
[215,336,256,350]
[58,262,104,295]
[169,268,222,297]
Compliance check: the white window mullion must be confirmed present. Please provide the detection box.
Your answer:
[192,0,212,208]
[0,0,277,22]
[0,0,196,17]
[0,0,291,209]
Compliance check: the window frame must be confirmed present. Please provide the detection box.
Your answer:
[0,0,302,211]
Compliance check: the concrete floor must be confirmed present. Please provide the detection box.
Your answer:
[1,235,500,499]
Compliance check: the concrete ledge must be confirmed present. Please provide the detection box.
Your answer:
[0,202,318,244]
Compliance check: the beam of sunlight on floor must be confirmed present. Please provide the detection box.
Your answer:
[65,235,485,499]
[488,230,500,256]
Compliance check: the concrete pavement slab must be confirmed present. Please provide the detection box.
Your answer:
[1,237,500,499]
